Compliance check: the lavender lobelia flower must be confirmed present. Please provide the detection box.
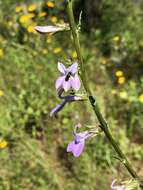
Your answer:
[50,99,67,117]
[67,124,93,157]
[55,62,81,92]
[50,95,83,117]
[111,179,128,190]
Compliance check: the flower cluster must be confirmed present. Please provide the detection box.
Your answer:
[48,61,96,157]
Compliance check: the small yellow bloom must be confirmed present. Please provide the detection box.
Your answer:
[113,35,120,42]
[0,139,8,149]
[139,94,143,103]
[27,13,35,19]
[0,49,4,57]
[119,91,128,99]
[28,4,37,12]
[118,76,125,85]
[39,11,47,17]
[27,26,35,33]
[115,70,123,77]
[19,15,29,23]
[19,14,35,24]
[15,5,23,13]
[101,58,108,65]
[51,16,58,24]
[47,1,55,8]
[72,51,77,58]
[0,90,4,97]
[42,48,48,54]
[53,48,61,54]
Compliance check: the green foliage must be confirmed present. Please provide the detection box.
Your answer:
[0,0,143,190]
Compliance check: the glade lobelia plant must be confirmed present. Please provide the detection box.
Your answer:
[35,0,143,189]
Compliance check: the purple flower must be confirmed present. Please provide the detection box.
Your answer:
[111,179,128,190]
[50,100,66,117]
[67,124,93,157]
[55,62,81,92]
[50,95,83,117]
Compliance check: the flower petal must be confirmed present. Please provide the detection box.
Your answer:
[63,80,72,92]
[55,76,65,89]
[71,74,81,91]
[67,141,75,152]
[73,141,85,157]
[75,131,89,142]
[57,62,66,74]
[34,26,61,33]
[49,100,66,117]
[68,62,78,74]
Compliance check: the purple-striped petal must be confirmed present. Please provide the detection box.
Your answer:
[71,74,81,91]
[57,62,66,74]
[55,76,65,89]
[68,62,78,74]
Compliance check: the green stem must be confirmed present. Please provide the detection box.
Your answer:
[66,0,143,188]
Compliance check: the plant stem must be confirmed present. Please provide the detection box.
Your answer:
[66,0,143,188]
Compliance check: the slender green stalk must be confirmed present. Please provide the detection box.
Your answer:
[66,0,143,188]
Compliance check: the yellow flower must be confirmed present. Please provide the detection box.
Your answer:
[118,76,125,85]
[139,94,143,103]
[119,91,128,99]
[115,70,123,77]
[0,139,8,149]
[19,13,35,24]
[28,4,37,12]
[42,48,48,54]
[27,26,35,33]
[0,49,4,57]
[47,1,55,8]
[39,11,47,17]
[28,13,35,19]
[113,35,120,42]
[15,5,23,13]
[101,58,108,65]
[51,16,58,24]
[53,48,61,54]
[0,90,4,97]
[72,51,77,58]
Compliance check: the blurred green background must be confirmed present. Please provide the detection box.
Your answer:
[0,0,143,189]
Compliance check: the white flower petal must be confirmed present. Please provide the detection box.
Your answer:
[57,62,66,74]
